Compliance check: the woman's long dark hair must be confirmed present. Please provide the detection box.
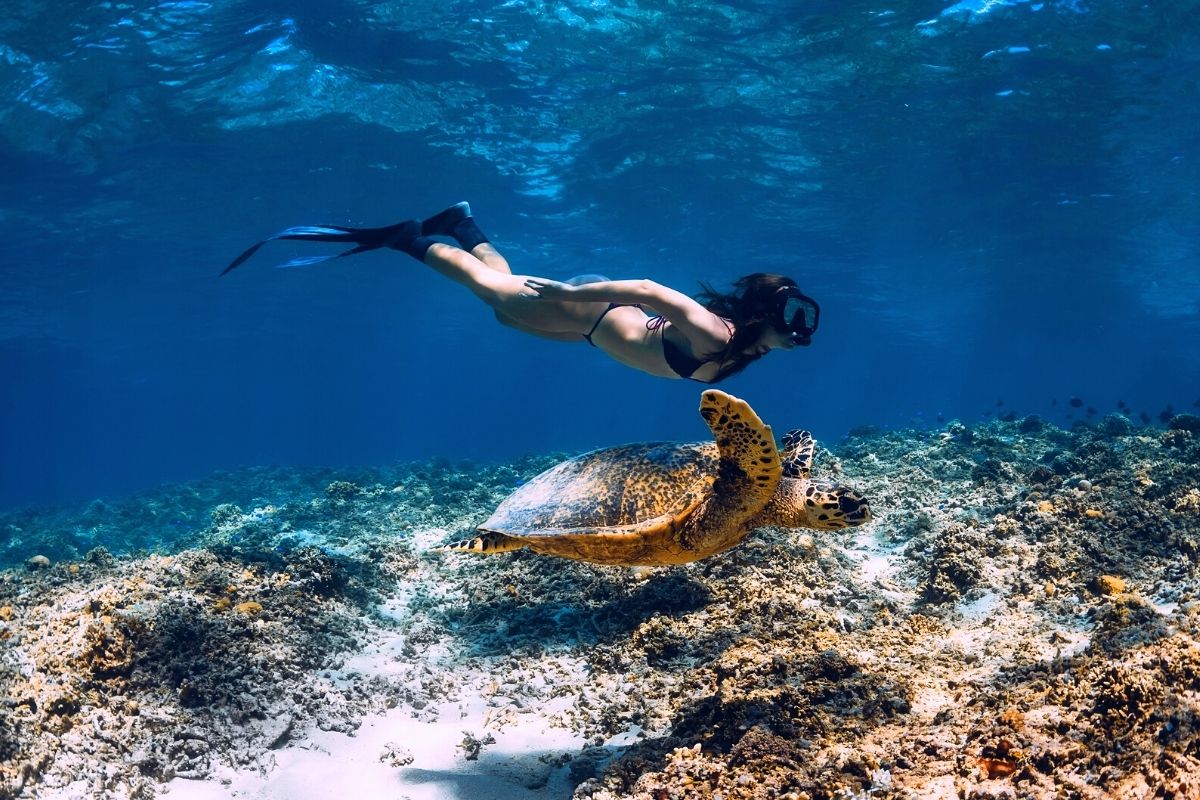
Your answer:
[695,272,799,381]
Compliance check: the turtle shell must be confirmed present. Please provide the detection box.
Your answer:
[482,441,719,537]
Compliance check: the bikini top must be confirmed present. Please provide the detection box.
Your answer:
[584,303,731,383]
[646,315,734,383]
[662,336,706,380]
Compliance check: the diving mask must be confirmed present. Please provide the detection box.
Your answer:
[774,287,820,345]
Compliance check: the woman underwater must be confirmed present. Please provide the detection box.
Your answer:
[223,202,820,385]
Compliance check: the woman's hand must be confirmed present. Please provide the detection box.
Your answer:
[521,277,576,300]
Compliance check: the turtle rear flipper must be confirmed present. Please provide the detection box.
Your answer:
[780,429,815,479]
[442,532,527,555]
[699,390,781,515]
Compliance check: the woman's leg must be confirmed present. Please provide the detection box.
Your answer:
[420,244,599,335]
[469,242,511,274]
[421,243,523,305]
[416,204,603,335]
[422,202,510,273]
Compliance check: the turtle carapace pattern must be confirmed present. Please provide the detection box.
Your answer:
[444,390,871,566]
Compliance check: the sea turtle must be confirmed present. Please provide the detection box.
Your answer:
[444,390,871,566]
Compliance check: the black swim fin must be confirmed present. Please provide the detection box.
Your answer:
[220,221,427,276]
[421,201,489,251]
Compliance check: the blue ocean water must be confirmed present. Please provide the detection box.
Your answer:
[1,0,1197,510]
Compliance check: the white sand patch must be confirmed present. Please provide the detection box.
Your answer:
[943,625,994,659]
[165,580,604,800]
[1149,598,1179,616]
[1035,625,1092,661]
[850,529,912,602]
[856,552,894,585]
[957,591,1001,622]
[165,696,588,800]
[411,527,456,552]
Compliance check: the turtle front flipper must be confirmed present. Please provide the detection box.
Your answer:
[698,389,781,522]
[780,429,815,479]
[442,531,528,555]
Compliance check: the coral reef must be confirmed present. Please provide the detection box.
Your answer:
[0,418,1197,799]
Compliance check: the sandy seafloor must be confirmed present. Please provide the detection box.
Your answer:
[2,411,1199,800]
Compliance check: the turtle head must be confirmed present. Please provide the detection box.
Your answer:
[759,477,871,531]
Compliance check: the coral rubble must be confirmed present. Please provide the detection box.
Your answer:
[0,418,1197,799]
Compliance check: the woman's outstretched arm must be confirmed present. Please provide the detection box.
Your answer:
[523,277,730,349]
